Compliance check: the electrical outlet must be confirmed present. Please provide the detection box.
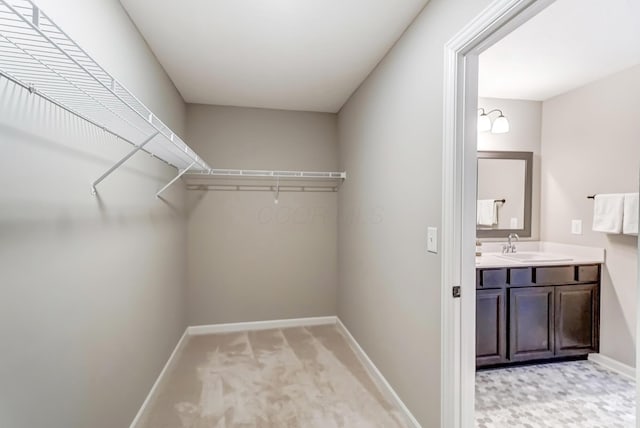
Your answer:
[571,219,583,235]
[510,217,518,229]
[427,227,438,253]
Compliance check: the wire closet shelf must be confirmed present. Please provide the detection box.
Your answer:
[184,169,347,193]
[0,0,347,196]
[186,169,347,180]
[0,0,211,193]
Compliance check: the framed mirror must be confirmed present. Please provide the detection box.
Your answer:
[476,151,533,238]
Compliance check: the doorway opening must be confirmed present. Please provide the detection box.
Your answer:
[442,0,640,427]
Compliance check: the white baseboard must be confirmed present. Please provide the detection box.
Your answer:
[131,315,419,428]
[129,328,190,428]
[589,353,636,381]
[187,315,338,335]
[336,318,421,428]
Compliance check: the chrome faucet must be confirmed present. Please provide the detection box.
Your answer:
[502,233,519,254]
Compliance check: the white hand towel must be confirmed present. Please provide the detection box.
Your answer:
[623,193,639,236]
[477,200,497,227]
[592,194,624,234]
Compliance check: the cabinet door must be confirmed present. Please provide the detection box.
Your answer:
[476,289,507,367]
[555,284,599,356]
[509,287,555,361]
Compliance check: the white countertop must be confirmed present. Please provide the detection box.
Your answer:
[475,241,605,269]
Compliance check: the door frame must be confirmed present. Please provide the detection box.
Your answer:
[440,0,557,427]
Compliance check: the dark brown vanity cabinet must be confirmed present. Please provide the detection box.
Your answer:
[476,265,600,368]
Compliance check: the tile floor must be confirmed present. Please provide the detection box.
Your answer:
[476,360,636,428]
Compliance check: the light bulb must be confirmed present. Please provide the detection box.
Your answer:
[491,115,509,134]
[477,113,492,133]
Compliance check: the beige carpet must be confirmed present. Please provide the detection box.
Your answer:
[137,324,409,428]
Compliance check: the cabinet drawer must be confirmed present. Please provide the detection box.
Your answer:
[509,267,532,286]
[577,265,599,283]
[478,269,507,288]
[534,266,575,284]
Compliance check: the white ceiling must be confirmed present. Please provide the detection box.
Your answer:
[119,0,429,113]
[479,0,640,101]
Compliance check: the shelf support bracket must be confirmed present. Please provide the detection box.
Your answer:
[91,131,159,195]
[156,161,197,198]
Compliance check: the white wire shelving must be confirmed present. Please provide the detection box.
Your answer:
[186,169,346,180]
[183,169,347,193]
[0,0,348,197]
[0,0,210,196]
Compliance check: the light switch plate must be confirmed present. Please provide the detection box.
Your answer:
[571,219,583,235]
[427,227,438,253]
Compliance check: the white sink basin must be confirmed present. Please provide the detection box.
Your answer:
[496,252,573,263]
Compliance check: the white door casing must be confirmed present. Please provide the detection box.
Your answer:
[441,1,557,427]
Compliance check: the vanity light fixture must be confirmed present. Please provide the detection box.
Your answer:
[477,108,510,134]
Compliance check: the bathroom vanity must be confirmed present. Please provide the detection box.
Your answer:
[475,150,606,368]
[475,243,605,368]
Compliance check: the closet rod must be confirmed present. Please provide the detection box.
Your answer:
[186,185,339,193]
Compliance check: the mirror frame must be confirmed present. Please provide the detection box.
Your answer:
[476,150,533,238]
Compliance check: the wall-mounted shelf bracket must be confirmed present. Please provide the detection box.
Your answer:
[156,161,197,198]
[91,131,159,195]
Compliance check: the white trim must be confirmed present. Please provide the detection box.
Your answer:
[638,170,640,426]
[187,316,337,335]
[129,328,190,428]
[441,1,556,427]
[336,318,421,428]
[589,353,636,381]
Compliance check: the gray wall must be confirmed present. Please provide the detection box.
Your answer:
[540,64,640,367]
[0,1,189,428]
[478,98,542,239]
[336,0,492,425]
[185,105,338,325]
